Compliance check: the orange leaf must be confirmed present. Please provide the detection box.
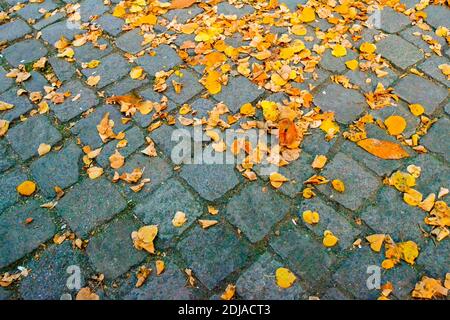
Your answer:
[357,138,409,160]
[278,118,298,147]
[170,0,196,9]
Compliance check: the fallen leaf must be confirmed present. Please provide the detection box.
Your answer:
[87,166,104,179]
[172,211,187,227]
[131,225,158,254]
[275,267,297,289]
[323,230,339,247]
[17,181,36,196]
[220,284,236,300]
[109,150,124,169]
[302,210,320,225]
[198,219,218,229]
[269,172,289,188]
[86,75,101,87]
[332,44,347,57]
[0,119,10,137]
[357,138,409,159]
[37,143,51,156]
[135,266,152,288]
[76,287,99,300]
[331,179,345,193]
[311,155,327,169]
[156,260,165,276]
[384,115,407,135]
[170,0,196,9]
[130,66,144,79]
[366,234,385,252]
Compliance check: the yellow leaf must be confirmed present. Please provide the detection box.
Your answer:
[403,188,423,206]
[134,14,157,26]
[76,287,99,300]
[87,166,103,179]
[220,284,236,300]
[398,241,419,265]
[384,115,407,135]
[170,0,196,9]
[86,75,101,87]
[332,44,347,57]
[198,219,218,229]
[381,259,396,270]
[345,59,358,70]
[359,42,376,54]
[130,66,144,79]
[366,234,385,252]
[86,60,100,69]
[311,155,327,169]
[172,211,187,227]
[320,119,340,135]
[291,25,307,36]
[155,260,165,275]
[389,171,416,192]
[323,230,339,247]
[331,179,345,193]
[112,5,126,18]
[261,100,279,122]
[302,210,320,225]
[269,172,288,189]
[0,101,14,111]
[299,7,316,23]
[408,104,425,116]
[240,103,255,116]
[37,143,51,156]
[17,181,36,196]
[132,225,158,254]
[280,47,295,60]
[109,150,124,169]
[0,119,9,137]
[275,267,297,289]
[357,138,409,160]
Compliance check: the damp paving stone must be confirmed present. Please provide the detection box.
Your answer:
[180,163,240,201]
[6,116,62,161]
[71,104,131,148]
[17,0,58,21]
[226,182,290,243]
[424,4,450,29]
[0,168,27,213]
[0,19,31,42]
[2,39,48,66]
[382,263,419,300]
[314,83,366,124]
[417,240,449,279]
[417,56,450,87]
[96,14,125,36]
[137,44,182,77]
[81,53,129,89]
[217,2,255,18]
[406,154,450,195]
[32,12,65,31]
[376,35,423,70]
[378,7,411,33]
[0,140,15,173]
[48,57,76,83]
[40,20,85,44]
[79,0,108,22]
[361,187,426,244]
[86,216,146,280]
[321,287,352,300]
[296,197,361,249]
[164,69,203,104]
[344,68,398,93]
[0,200,56,269]
[421,117,450,163]
[400,26,447,54]
[301,129,336,156]
[394,75,447,115]
[177,224,254,290]
[0,288,11,300]
[22,71,48,93]
[0,88,35,122]
[104,77,149,96]
[213,75,264,113]
[317,152,381,211]
[134,178,202,247]
[114,153,173,201]
[124,260,199,300]
[96,126,145,168]
[332,246,382,299]
[115,29,147,54]
[0,67,13,94]
[19,242,89,300]
[30,143,82,198]
[270,222,336,289]
[319,49,358,73]
[51,80,99,122]
[162,5,203,24]
[236,252,306,300]
[133,92,176,127]
[73,38,112,62]
[56,178,127,237]
[149,124,184,158]
[291,68,330,91]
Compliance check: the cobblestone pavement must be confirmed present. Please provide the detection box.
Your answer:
[0,0,449,300]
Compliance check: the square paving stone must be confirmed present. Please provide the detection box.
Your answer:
[6,115,62,161]
[48,56,76,83]
[22,71,48,93]
[79,0,108,22]
[296,197,361,249]
[180,163,240,201]
[0,168,28,213]
[424,5,450,29]
[291,68,330,91]
[406,154,449,195]
[81,53,129,89]
[40,20,85,44]
[165,69,203,104]
[96,126,145,168]
[113,153,173,201]
[421,117,450,163]
[134,178,202,247]
[137,44,182,77]
[321,287,352,300]
[382,263,419,300]
[30,143,82,198]
[361,187,426,244]
[213,76,264,113]
[0,200,56,269]
[217,2,255,18]
[314,84,366,124]
[236,252,306,300]
[104,77,149,96]
[115,29,147,54]
[73,38,112,62]
[0,88,35,122]
[400,26,447,54]
[17,0,58,21]
[376,35,423,70]
[0,140,15,173]
[19,242,90,300]
[56,178,127,237]
[332,247,383,299]
[0,66,14,94]
[416,240,449,279]
[394,75,447,115]
[418,56,450,87]
[378,7,411,33]
[270,222,336,289]
[319,49,358,73]
[317,152,381,211]
[162,5,203,24]
[71,104,131,148]
[86,216,146,279]
[2,39,48,66]
[177,224,254,290]
[0,19,31,42]
[344,68,398,93]
[149,123,182,157]
[32,12,66,31]
[96,14,124,36]
[226,182,291,243]
[124,259,199,300]
[52,80,99,122]
[301,129,336,156]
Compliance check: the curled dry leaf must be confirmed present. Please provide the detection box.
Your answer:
[207,205,218,215]
[75,287,100,300]
[155,260,165,276]
[135,266,152,288]
[87,166,104,179]
[170,0,196,9]
[357,138,409,160]
[311,155,327,169]
[172,211,187,227]
[331,179,345,193]
[37,143,51,156]
[412,276,448,299]
[109,150,125,169]
[0,119,10,137]
[131,225,158,254]
[198,219,218,229]
[220,284,236,300]
[86,75,101,87]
